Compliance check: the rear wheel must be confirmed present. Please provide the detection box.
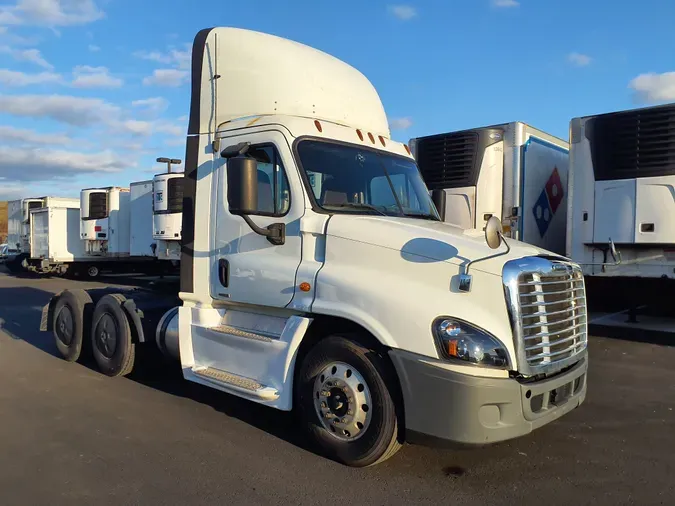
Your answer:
[90,294,135,377]
[53,289,94,362]
[295,335,402,467]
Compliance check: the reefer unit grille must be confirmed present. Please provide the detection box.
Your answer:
[167,178,184,213]
[588,103,675,180]
[415,131,479,189]
[88,193,108,220]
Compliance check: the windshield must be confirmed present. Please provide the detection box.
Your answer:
[296,140,439,220]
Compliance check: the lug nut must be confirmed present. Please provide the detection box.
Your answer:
[321,402,327,408]
[343,387,348,393]
[347,410,353,415]
[321,390,330,397]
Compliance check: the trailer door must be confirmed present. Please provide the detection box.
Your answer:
[519,137,569,255]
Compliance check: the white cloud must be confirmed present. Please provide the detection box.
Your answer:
[629,72,675,103]
[0,182,26,201]
[88,44,99,52]
[71,65,123,88]
[568,52,592,67]
[0,93,120,126]
[0,45,53,68]
[142,68,188,87]
[492,0,520,7]
[0,146,127,182]
[155,122,183,137]
[0,0,104,27]
[118,119,153,136]
[388,5,417,20]
[164,137,184,147]
[0,124,72,145]
[0,68,62,86]
[132,96,168,114]
[389,117,413,130]
[133,43,191,68]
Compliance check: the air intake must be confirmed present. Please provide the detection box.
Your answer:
[167,178,184,213]
[588,103,675,181]
[415,128,503,189]
[88,193,108,220]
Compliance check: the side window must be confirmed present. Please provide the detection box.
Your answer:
[248,145,290,216]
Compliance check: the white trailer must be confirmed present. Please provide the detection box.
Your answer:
[130,180,156,258]
[29,206,85,274]
[80,187,131,257]
[568,103,675,333]
[6,196,79,271]
[410,123,569,255]
[153,171,184,261]
[41,27,588,468]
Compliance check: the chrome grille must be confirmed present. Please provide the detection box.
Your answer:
[503,257,588,375]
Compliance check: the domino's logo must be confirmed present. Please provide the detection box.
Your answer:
[532,167,563,237]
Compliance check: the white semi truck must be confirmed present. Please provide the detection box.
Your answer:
[40,27,588,467]
[568,103,675,332]
[410,123,569,256]
[6,196,80,272]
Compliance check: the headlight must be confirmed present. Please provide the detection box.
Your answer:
[432,317,510,369]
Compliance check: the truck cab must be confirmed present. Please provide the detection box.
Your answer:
[43,27,588,467]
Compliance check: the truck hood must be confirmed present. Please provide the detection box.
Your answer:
[325,215,552,276]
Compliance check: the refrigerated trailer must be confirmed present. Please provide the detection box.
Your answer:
[568,103,675,332]
[153,171,184,261]
[410,123,569,256]
[41,27,588,468]
[6,196,79,271]
[130,180,156,258]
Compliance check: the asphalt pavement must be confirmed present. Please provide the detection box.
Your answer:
[0,269,673,506]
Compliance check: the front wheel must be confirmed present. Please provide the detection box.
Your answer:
[295,335,402,467]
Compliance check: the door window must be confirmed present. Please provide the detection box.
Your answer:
[246,145,290,216]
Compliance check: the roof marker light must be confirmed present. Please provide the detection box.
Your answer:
[314,120,323,132]
[357,129,364,141]
[378,135,386,147]
[368,132,375,144]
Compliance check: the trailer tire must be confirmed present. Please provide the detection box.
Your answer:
[53,289,94,362]
[85,265,100,279]
[295,335,402,467]
[90,294,135,377]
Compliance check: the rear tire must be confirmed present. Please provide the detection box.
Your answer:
[295,335,402,467]
[53,289,94,362]
[90,294,135,377]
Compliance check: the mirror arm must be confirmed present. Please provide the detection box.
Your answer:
[464,233,511,277]
[240,214,286,246]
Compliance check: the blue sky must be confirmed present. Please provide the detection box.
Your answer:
[1,0,674,201]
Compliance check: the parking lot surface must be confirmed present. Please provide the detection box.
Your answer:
[0,269,673,506]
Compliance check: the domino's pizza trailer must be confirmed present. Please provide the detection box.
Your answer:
[410,122,569,255]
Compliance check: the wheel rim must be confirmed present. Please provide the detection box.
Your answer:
[313,361,372,441]
[95,313,118,358]
[55,305,74,346]
[88,266,99,277]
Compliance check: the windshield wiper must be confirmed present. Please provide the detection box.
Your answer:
[403,210,441,221]
[329,202,388,216]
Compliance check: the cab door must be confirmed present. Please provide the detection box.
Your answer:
[211,130,303,308]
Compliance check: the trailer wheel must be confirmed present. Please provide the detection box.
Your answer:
[86,265,100,279]
[90,294,135,377]
[53,289,94,362]
[295,335,402,467]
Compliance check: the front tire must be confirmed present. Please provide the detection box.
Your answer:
[295,335,402,467]
[90,294,135,377]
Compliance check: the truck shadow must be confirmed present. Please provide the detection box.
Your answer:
[0,286,312,455]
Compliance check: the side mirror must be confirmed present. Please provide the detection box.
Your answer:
[226,156,259,215]
[485,216,503,250]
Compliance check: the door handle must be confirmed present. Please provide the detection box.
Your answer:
[218,258,229,287]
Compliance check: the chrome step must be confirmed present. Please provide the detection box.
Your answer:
[208,325,276,343]
[192,367,279,401]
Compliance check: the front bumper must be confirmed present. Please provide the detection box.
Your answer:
[390,349,588,446]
